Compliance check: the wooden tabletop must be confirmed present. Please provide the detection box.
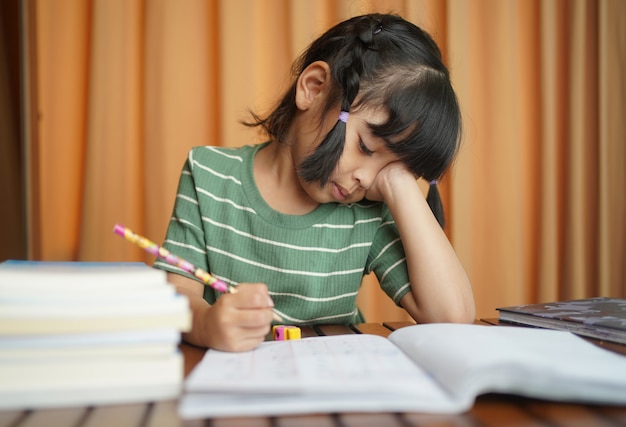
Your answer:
[2,320,626,427]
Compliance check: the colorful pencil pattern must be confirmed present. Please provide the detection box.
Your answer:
[113,224,230,293]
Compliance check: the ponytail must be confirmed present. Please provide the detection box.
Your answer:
[426,180,445,229]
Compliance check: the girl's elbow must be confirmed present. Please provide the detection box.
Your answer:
[435,293,476,324]
[450,296,476,323]
[448,305,476,324]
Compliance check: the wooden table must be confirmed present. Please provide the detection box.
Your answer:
[2,321,626,427]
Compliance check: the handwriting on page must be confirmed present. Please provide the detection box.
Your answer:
[185,334,436,395]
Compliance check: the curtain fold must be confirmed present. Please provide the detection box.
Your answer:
[598,0,626,297]
[142,0,218,251]
[79,0,144,261]
[26,0,625,321]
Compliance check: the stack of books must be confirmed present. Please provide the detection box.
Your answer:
[0,260,191,409]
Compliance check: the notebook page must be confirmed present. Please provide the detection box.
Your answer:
[389,323,626,404]
[184,334,451,398]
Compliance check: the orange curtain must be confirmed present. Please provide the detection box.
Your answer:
[25,0,626,321]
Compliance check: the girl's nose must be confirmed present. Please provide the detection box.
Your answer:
[353,166,377,190]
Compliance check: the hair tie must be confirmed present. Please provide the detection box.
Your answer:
[373,19,383,35]
[429,179,438,185]
[338,111,349,123]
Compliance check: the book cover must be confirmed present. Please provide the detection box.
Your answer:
[0,352,183,409]
[0,260,191,335]
[0,328,181,360]
[0,260,168,293]
[497,297,626,344]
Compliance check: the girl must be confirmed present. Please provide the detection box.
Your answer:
[156,13,475,351]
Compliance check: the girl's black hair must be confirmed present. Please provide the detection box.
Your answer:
[244,14,461,228]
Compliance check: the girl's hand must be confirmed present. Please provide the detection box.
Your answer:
[167,273,274,351]
[204,283,275,352]
[363,164,476,325]
[364,162,416,203]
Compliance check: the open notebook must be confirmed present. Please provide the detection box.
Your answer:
[179,323,626,418]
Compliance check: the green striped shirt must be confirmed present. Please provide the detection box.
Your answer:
[155,143,411,325]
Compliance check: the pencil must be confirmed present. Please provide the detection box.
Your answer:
[113,224,283,321]
[113,224,231,292]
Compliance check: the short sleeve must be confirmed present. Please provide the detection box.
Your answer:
[365,205,411,306]
[154,149,218,303]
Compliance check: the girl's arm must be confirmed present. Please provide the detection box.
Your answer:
[167,272,275,351]
[369,164,475,324]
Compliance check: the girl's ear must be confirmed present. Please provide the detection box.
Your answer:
[295,61,331,111]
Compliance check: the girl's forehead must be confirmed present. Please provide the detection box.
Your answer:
[351,105,388,126]
[351,104,416,145]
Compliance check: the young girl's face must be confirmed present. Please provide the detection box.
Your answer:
[297,106,402,205]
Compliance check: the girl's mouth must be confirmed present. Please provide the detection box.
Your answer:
[332,182,349,201]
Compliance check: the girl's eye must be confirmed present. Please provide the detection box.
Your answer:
[358,140,374,156]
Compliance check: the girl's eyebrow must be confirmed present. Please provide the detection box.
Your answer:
[364,119,386,137]
[364,120,394,145]
[364,117,386,128]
